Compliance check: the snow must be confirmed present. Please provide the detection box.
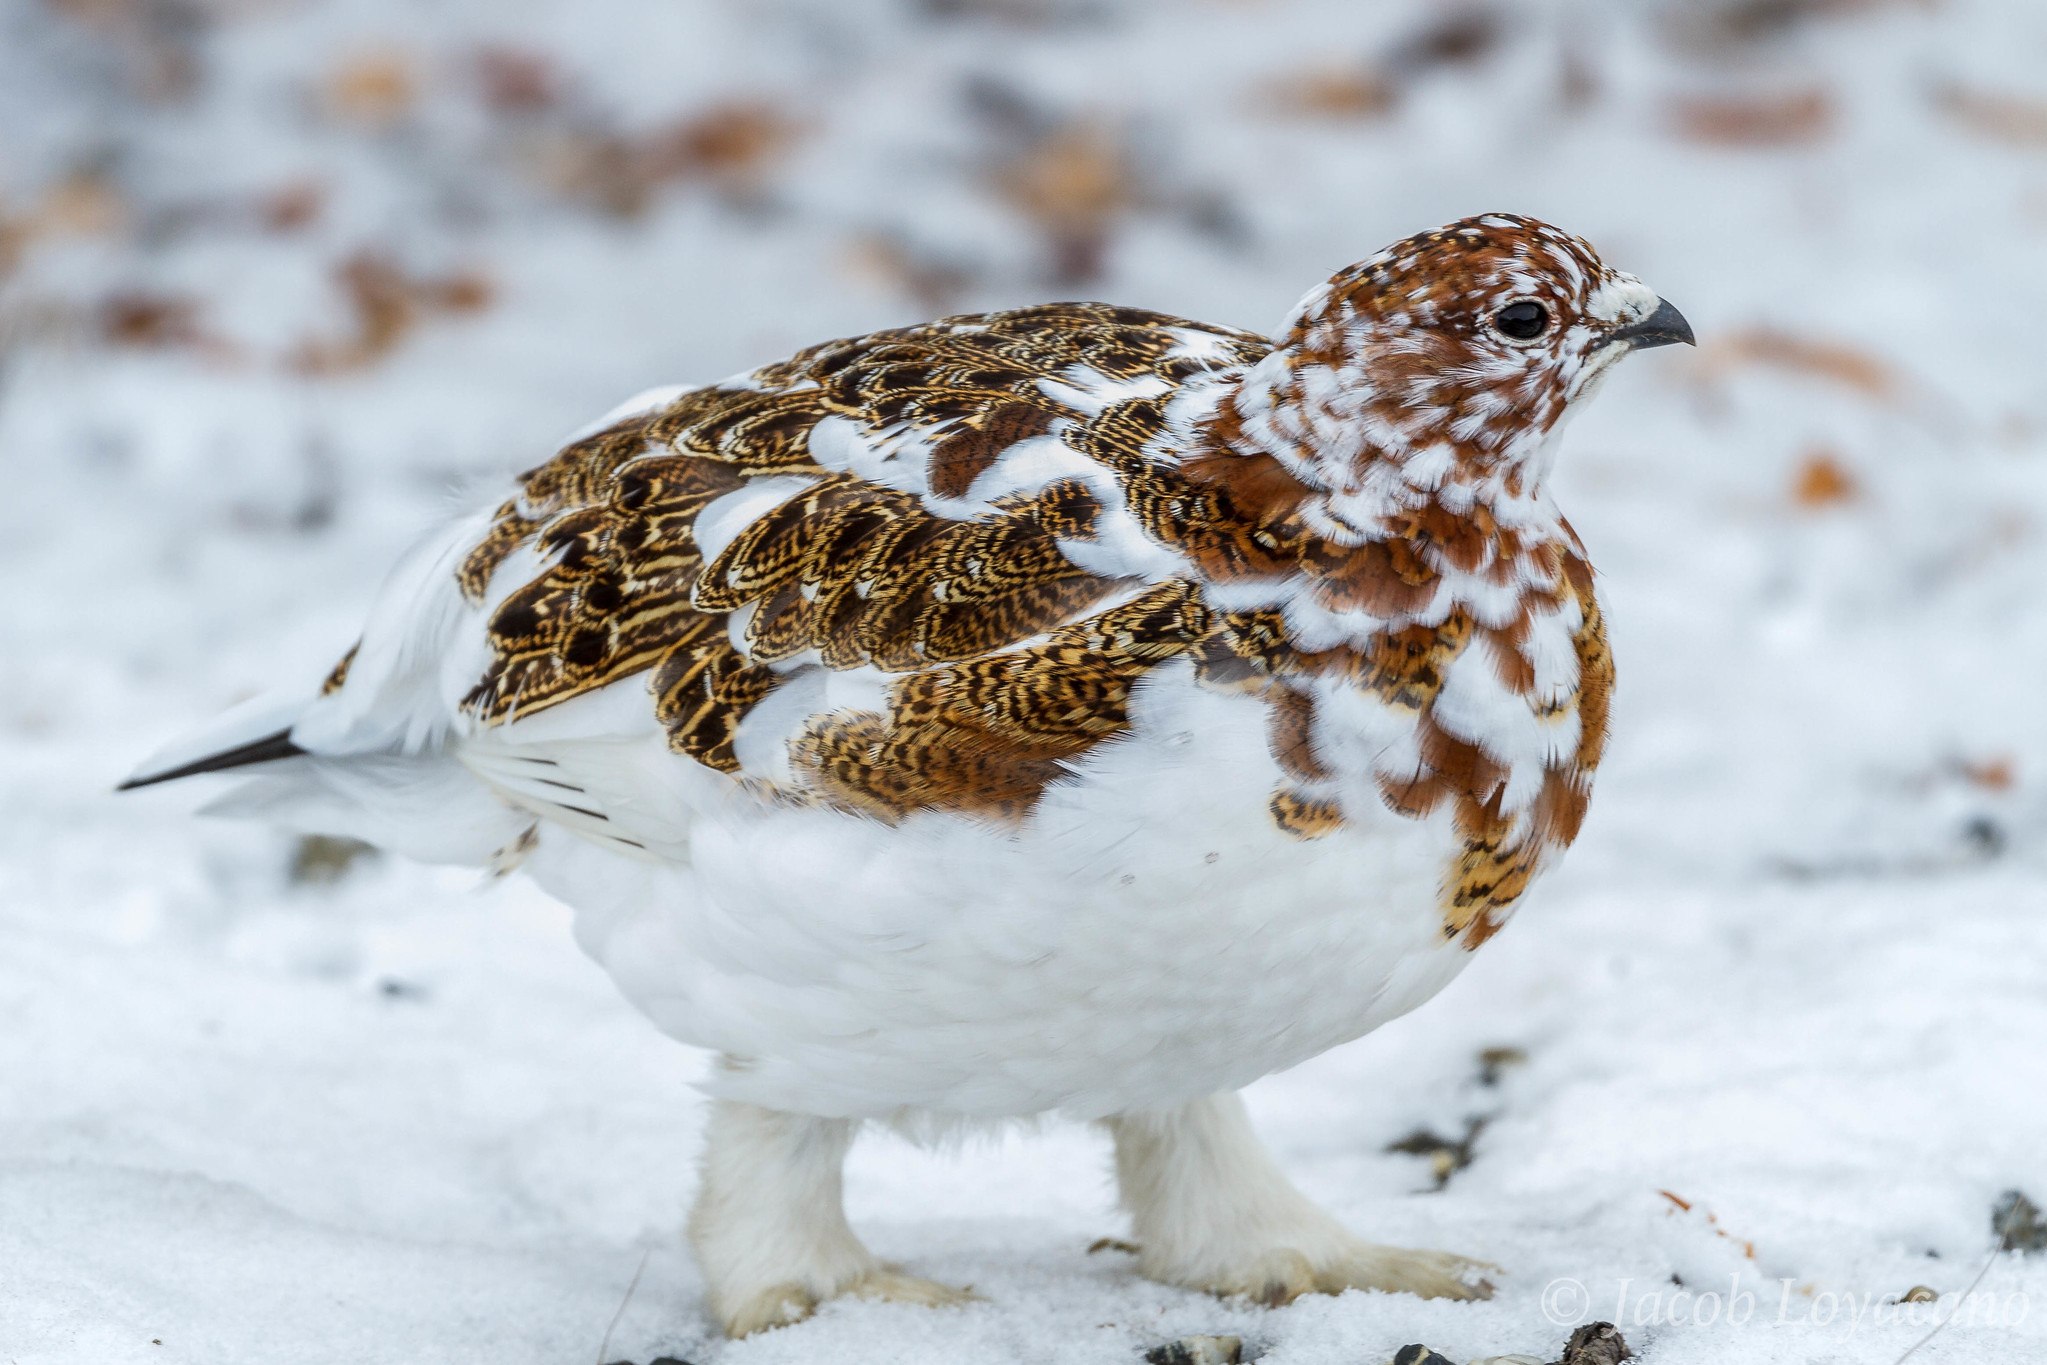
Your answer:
[4,0,2047,1361]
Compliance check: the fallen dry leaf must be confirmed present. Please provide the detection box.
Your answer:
[258,180,325,232]
[37,172,128,237]
[1671,87,1833,146]
[994,117,1134,285]
[1263,66,1398,120]
[291,253,494,374]
[100,292,203,348]
[1658,1189,1758,1260]
[843,233,978,311]
[1932,81,2047,148]
[1662,0,1931,52]
[1791,448,1858,508]
[0,217,25,279]
[97,291,240,362]
[1958,756,2016,792]
[535,102,803,218]
[642,98,802,197]
[1386,6,1502,77]
[1261,9,1500,123]
[326,49,416,128]
[474,45,560,115]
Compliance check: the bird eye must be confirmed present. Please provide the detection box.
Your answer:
[1494,301,1550,341]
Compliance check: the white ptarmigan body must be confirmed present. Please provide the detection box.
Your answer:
[127,214,1690,1336]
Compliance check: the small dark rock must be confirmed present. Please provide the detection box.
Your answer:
[1392,1347,1455,1365]
[1087,1236,1140,1256]
[1994,1189,2047,1253]
[1962,815,2007,859]
[1558,1320,1631,1365]
[1144,1336,1241,1365]
[289,833,376,884]
[1386,1116,1488,1190]
[1477,1045,1528,1086]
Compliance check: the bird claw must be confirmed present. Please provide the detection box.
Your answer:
[1190,1243,1499,1307]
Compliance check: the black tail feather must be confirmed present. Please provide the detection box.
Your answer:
[117,729,307,791]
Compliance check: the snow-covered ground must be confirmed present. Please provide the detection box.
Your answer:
[5,0,2047,1361]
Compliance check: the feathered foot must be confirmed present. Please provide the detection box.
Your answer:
[690,1098,974,1337]
[1104,1093,1497,1308]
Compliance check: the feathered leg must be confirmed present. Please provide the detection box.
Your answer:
[1103,1092,1495,1306]
[688,1098,972,1337]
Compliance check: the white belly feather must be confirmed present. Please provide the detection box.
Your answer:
[516,660,1475,1119]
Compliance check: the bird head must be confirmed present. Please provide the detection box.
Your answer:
[1238,213,1690,510]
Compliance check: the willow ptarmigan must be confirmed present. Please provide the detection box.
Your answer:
[126,213,1691,1336]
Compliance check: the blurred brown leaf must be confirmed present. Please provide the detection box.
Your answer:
[1672,87,1833,146]
[843,233,978,311]
[258,180,325,232]
[96,290,241,362]
[101,292,196,345]
[46,0,204,101]
[0,217,25,279]
[1559,47,1600,112]
[1263,66,1398,120]
[1959,756,2016,792]
[1693,326,1904,402]
[0,172,128,278]
[1657,1189,1759,1260]
[474,45,560,115]
[1933,82,2047,147]
[995,117,1133,285]
[1262,9,1501,124]
[533,132,642,217]
[1661,0,1933,52]
[39,171,128,237]
[1790,448,1857,507]
[325,49,416,128]
[1386,6,1502,77]
[292,253,494,375]
[537,101,804,218]
[646,101,804,188]
[919,0,1099,21]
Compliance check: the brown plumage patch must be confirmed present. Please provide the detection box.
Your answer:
[791,582,1210,821]
[1189,607,1297,693]
[929,402,1058,499]
[1441,794,1540,949]
[321,642,359,697]
[1305,535,1439,618]
[1349,612,1473,711]
[1270,787,1344,840]
[1564,549,1613,770]
[466,452,744,724]
[653,629,781,773]
[457,303,1261,820]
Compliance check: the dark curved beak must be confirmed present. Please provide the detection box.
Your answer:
[1611,298,1694,350]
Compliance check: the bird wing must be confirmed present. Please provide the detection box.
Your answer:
[277,302,1274,846]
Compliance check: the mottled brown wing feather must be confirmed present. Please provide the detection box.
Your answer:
[455,303,1268,815]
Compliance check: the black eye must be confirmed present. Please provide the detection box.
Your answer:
[1494,300,1550,341]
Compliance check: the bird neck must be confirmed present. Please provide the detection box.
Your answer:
[1209,338,1563,546]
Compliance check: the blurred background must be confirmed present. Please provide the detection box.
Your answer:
[4,1,2046,1363]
